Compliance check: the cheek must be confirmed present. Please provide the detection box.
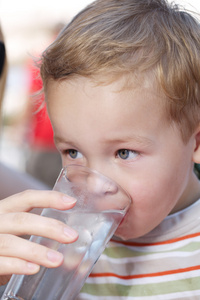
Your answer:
[61,156,73,168]
[128,152,190,206]
[61,156,67,167]
[128,171,185,212]
[115,169,188,240]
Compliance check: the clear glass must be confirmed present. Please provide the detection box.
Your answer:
[2,164,131,300]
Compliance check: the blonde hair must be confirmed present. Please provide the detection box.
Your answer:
[40,0,200,142]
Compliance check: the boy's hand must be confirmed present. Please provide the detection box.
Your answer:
[0,190,78,276]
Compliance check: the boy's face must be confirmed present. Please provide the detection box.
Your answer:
[46,76,200,240]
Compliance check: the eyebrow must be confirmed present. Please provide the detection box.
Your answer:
[55,134,154,147]
[103,135,155,147]
[54,136,77,146]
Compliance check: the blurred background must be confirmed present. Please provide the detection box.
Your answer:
[0,0,94,187]
[0,0,200,186]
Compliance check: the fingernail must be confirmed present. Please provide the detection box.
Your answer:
[64,226,78,239]
[47,250,63,263]
[62,195,77,204]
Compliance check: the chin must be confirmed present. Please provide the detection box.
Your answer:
[114,224,134,241]
[114,219,146,241]
[114,229,142,241]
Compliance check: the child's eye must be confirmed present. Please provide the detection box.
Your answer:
[67,149,83,159]
[117,149,138,160]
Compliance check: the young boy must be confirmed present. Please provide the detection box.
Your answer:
[40,0,200,298]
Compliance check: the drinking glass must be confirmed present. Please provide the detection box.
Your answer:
[2,164,131,300]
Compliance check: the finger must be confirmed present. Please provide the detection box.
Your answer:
[0,235,66,273]
[0,190,76,213]
[0,212,78,242]
[0,257,40,276]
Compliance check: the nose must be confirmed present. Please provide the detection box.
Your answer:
[86,161,118,187]
[86,172,118,196]
[62,165,130,212]
[64,165,118,196]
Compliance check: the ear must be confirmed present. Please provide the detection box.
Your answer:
[192,124,200,163]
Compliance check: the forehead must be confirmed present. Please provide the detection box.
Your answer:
[46,74,168,128]
[46,74,164,112]
[46,74,167,123]
[46,72,164,104]
[46,75,171,144]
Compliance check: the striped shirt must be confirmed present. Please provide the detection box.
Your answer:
[76,199,200,299]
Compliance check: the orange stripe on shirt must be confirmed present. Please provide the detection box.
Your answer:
[111,232,200,247]
[89,265,200,280]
